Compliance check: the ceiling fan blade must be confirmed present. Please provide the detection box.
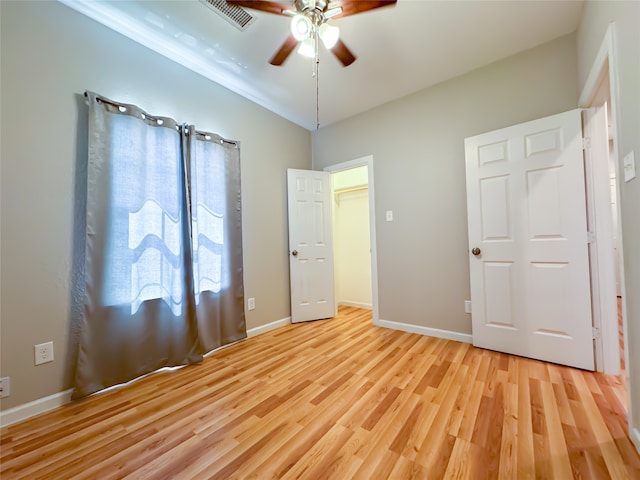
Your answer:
[269,35,298,65]
[332,0,397,18]
[226,0,292,15]
[331,38,356,67]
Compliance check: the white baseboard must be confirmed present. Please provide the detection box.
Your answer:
[338,301,372,310]
[247,316,291,338]
[0,388,73,428]
[1,317,293,428]
[376,318,472,344]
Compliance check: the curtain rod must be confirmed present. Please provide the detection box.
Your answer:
[84,91,238,147]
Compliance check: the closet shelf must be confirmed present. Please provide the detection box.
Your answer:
[333,185,368,196]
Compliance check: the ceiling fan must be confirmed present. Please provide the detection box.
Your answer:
[227,0,397,67]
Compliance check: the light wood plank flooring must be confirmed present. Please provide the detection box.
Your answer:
[2,306,639,479]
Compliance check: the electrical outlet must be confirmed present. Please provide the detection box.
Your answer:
[464,300,472,314]
[0,377,10,398]
[247,298,255,311]
[34,342,54,365]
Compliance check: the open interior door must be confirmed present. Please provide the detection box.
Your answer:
[465,109,595,370]
[287,169,335,323]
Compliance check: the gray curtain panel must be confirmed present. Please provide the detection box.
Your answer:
[184,126,246,352]
[73,92,245,399]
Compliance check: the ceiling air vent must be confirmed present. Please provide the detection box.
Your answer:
[200,0,255,31]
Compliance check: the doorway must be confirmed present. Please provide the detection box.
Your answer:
[582,78,627,375]
[324,155,380,324]
[331,166,372,310]
[578,22,634,453]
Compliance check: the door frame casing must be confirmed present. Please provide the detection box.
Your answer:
[578,22,635,451]
[323,155,380,325]
[578,23,629,377]
[582,106,619,374]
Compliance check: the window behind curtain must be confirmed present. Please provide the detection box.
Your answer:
[102,114,186,316]
[191,137,226,304]
[74,92,246,399]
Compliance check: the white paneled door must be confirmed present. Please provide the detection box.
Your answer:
[287,169,335,323]
[465,109,594,370]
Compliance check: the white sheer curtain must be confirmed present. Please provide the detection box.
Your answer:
[73,92,245,398]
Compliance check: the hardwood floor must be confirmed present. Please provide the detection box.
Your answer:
[1,306,639,479]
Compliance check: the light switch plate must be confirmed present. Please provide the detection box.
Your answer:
[623,151,636,182]
[464,300,472,314]
[386,210,393,222]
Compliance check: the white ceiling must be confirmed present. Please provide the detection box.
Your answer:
[61,0,584,131]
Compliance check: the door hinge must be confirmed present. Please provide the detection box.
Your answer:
[587,231,597,244]
[582,137,591,149]
[592,326,600,339]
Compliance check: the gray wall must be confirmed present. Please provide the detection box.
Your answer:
[4,2,638,447]
[577,0,640,449]
[312,34,578,335]
[0,1,310,409]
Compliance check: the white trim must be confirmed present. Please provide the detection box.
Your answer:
[324,155,380,326]
[583,106,620,375]
[323,156,373,173]
[338,301,372,310]
[57,0,311,129]
[0,389,73,427]
[579,23,629,377]
[579,25,614,107]
[246,316,291,338]
[0,317,290,428]
[579,22,634,444]
[377,319,473,344]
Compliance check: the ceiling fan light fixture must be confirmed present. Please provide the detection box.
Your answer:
[297,37,315,58]
[319,23,339,49]
[290,14,312,41]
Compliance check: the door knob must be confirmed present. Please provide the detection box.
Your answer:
[292,250,298,256]
[472,247,481,256]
